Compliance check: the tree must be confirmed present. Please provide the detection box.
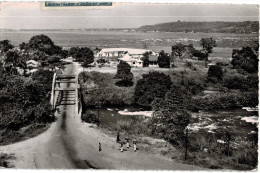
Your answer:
[207,65,224,83]
[115,61,133,87]
[231,46,258,73]
[27,35,64,56]
[172,43,186,58]
[69,47,94,66]
[3,50,26,75]
[200,38,217,67]
[141,51,152,67]
[150,86,191,145]
[192,50,208,61]
[200,38,217,54]
[0,40,14,53]
[28,34,54,49]
[157,51,170,68]
[185,44,197,58]
[135,71,172,107]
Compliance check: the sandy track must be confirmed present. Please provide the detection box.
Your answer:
[0,63,203,170]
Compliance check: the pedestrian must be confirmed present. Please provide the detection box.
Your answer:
[116,132,120,143]
[99,142,102,152]
[126,137,129,148]
[120,141,124,152]
[133,140,137,152]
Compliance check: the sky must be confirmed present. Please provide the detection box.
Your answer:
[0,1,259,29]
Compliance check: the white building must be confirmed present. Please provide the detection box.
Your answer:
[118,53,143,67]
[95,48,158,67]
[96,48,156,59]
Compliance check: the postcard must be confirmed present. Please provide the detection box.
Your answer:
[0,1,258,171]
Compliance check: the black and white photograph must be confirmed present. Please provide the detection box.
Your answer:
[0,0,259,170]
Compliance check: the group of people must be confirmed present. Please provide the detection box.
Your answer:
[117,132,137,152]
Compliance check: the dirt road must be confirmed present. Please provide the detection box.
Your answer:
[0,63,203,170]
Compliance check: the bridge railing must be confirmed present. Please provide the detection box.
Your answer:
[50,73,57,107]
[75,75,79,115]
[78,87,82,117]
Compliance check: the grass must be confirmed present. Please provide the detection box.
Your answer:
[0,123,50,146]
[0,153,15,168]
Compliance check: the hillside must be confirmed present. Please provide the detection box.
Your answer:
[137,21,259,34]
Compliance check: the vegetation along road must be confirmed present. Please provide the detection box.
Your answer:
[0,62,204,170]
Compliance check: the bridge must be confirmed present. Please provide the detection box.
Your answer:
[50,73,82,116]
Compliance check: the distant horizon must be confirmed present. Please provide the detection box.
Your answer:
[0,20,259,31]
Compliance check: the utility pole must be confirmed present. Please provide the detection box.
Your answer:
[185,128,188,161]
[96,101,101,127]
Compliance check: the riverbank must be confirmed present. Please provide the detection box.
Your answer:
[83,107,258,170]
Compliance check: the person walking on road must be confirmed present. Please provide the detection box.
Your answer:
[116,132,120,143]
[99,142,102,152]
[126,137,130,149]
[120,141,124,152]
[133,140,137,152]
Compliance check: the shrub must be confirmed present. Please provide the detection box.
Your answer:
[231,46,258,73]
[207,65,224,82]
[115,79,134,87]
[223,76,246,90]
[81,112,98,124]
[236,147,258,167]
[223,75,258,91]
[192,91,258,110]
[79,71,135,107]
[135,71,172,108]
[185,61,193,68]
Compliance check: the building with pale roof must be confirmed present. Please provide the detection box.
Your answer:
[95,48,158,68]
[96,48,156,58]
[118,53,143,67]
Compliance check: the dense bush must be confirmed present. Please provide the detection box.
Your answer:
[115,79,134,87]
[207,65,224,83]
[223,75,258,91]
[0,40,14,53]
[0,70,55,131]
[192,50,208,60]
[181,77,205,95]
[32,69,54,84]
[192,91,258,110]
[81,112,98,124]
[236,147,258,167]
[231,46,258,73]
[135,71,172,108]
[150,86,191,146]
[79,71,135,107]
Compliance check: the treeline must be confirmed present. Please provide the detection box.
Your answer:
[0,35,66,144]
[137,21,259,33]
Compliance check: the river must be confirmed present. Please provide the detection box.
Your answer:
[87,107,258,139]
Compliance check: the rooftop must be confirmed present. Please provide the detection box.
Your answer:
[99,48,156,55]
